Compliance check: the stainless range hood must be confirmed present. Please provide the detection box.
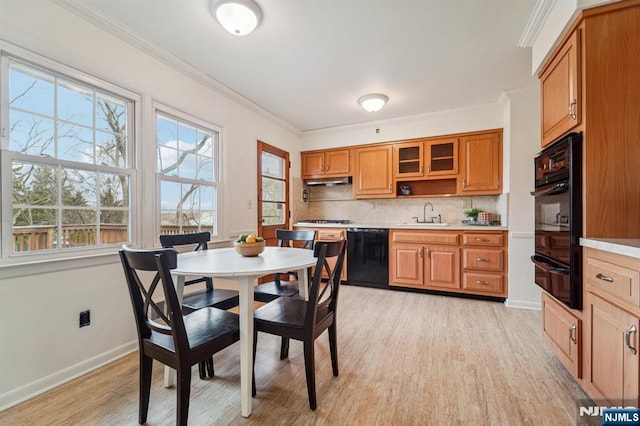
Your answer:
[303,176,352,186]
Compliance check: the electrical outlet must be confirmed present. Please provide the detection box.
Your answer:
[79,310,91,328]
[462,199,473,209]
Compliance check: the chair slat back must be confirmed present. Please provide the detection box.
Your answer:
[306,240,347,327]
[275,229,316,250]
[120,246,189,352]
[159,232,212,288]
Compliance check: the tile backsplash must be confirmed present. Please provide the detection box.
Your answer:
[292,183,507,225]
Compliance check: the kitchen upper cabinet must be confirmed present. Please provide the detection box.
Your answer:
[425,137,458,178]
[540,30,581,148]
[353,145,394,198]
[301,149,350,179]
[457,131,502,195]
[394,140,424,179]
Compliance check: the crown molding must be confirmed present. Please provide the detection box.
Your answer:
[52,0,300,135]
[518,0,558,47]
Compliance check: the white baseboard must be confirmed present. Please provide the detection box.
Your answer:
[505,298,541,310]
[0,340,137,411]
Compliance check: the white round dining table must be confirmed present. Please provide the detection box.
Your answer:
[167,246,316,417]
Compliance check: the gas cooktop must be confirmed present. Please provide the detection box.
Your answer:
[298,219,352,224]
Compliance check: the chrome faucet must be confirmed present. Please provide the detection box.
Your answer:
[412,202,440,223]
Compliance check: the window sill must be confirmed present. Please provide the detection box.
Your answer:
[0,238,235,280]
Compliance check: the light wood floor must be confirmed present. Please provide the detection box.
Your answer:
[0,285,590,425]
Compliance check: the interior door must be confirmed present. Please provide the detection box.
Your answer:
[257,141,290,247]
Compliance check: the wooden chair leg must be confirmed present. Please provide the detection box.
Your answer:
[252,330,258,397]
[328,323,339,376]
[176,368,192,426]
[280,337,290,360]
[205,356,215,377]
[303,340,317,410]
[139,354,153,425]
[198,361,206,380]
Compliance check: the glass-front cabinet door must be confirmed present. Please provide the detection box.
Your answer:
[426,137,458,177]
[394,140,424,178]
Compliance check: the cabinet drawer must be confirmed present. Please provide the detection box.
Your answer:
[391,231,459,245]
[462,248,503,271]
[462,233,503,247]
[316,229,345,241]
[462,272,504,294]
[586,256,640,306]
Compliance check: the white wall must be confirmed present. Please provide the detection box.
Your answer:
[0,0,300,409]
[501,88,542,309]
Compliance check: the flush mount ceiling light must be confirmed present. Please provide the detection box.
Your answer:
[358,94,389,112]
[211,0,263,36]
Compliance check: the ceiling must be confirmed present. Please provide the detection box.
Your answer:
[61,0,538,132]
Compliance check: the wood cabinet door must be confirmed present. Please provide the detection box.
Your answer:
[542,292,581,379]
[394,141,424,178]
[540,30,581,147]
[390,243,424,287]
[457,132,502,195]
[586,293,640,405]
[424,245,460,290]
[301,152,325,178]
[354,145,394,198]
[316,228,347,281]
[425,137,458,178]
[324,149,350,176]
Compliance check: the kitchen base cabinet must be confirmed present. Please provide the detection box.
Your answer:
[585,293,639,405]
[389,229,507,298]
[542,292,582,379]
[293,227,347,281]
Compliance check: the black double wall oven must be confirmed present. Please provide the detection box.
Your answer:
[531,133,583,309]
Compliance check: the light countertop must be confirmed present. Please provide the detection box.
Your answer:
[294,222,508,231]
[580,238,640,259]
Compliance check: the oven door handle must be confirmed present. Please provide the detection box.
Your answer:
[531,255,570,275]
[530,183,569,197]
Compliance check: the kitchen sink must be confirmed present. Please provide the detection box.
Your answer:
[393,222,450,227]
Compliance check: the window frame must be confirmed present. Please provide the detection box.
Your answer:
[0,48,140,262]
[153,102,222,240]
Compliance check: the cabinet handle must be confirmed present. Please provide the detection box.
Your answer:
[568,99,577,120]
[476,258,490,262]
[419,248,424,258]
[326,164,330,171]
[595,273,614,283]
[476,238,489,242]
[426,249,431,258]
[427,165,430,173]
[420,165,424,173]
[321,164,325,172]
[462,179,467,188]
[389,183,392,191]
[625,325,637,355]
[569,323,577,344]
[476,280,489,285]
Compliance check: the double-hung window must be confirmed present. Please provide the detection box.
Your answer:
[0,54,136,257]
[156,108,219,238]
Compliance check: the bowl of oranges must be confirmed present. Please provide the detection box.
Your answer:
[234,234,266,257]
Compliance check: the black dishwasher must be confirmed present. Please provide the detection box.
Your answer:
[346,228,389,289]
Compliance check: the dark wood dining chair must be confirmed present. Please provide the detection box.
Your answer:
[252,239,347,410]
[160,232,239,379]
[119,246,240,426]
[253,229,316,303]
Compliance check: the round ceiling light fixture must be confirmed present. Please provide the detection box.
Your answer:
[211,0,263,36]
[358,93,389,112]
